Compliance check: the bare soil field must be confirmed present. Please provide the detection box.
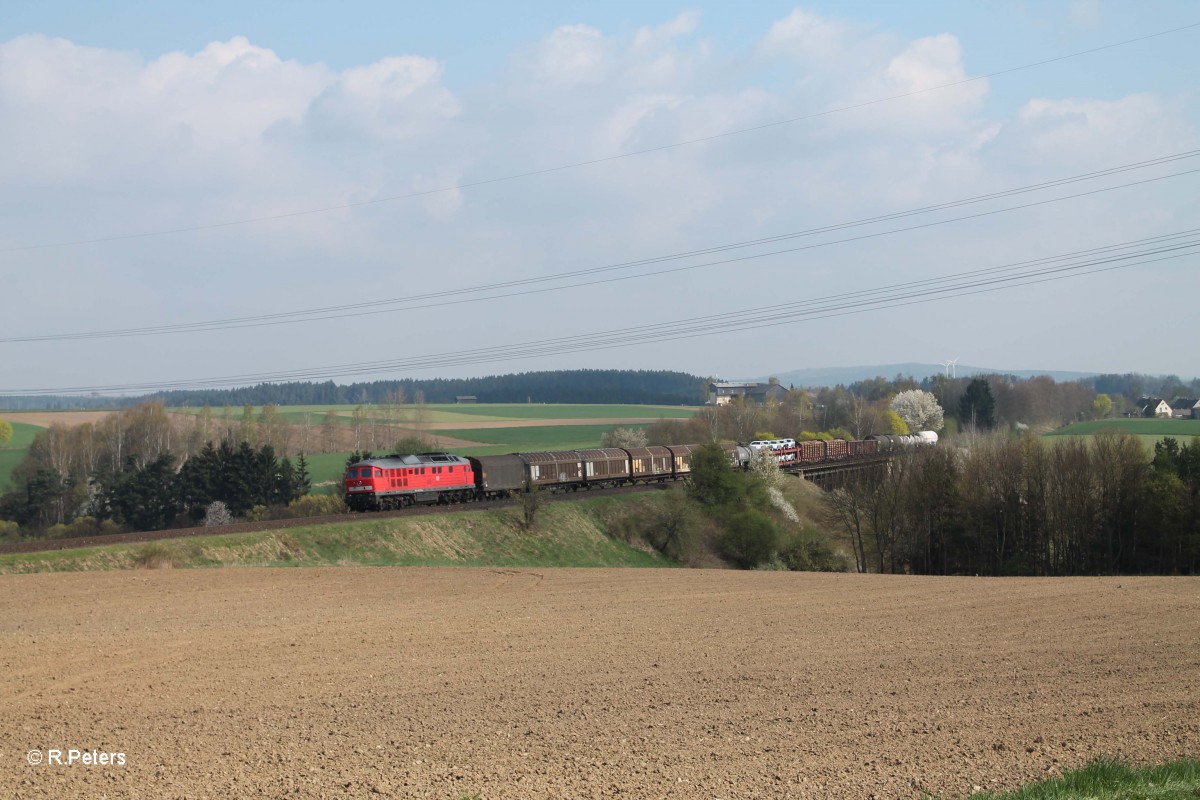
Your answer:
[0,411,114,428]
[2,570,1197,799]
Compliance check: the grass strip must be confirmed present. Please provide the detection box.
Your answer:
[955,758,1200,800]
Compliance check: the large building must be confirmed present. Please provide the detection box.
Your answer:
[707,381,789,406]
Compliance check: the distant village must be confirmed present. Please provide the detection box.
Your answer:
[708,380,1200,423]
[1139,396,1200,419]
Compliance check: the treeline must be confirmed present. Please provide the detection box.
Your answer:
[114,369,704,407]
[0,404,312,538]
[827,433,1200,576]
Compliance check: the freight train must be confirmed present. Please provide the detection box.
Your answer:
[343,432,937,512]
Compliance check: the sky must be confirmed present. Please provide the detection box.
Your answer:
[1,1,1198,394]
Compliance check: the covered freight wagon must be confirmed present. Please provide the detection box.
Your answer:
[468,454,527,498]
[577,448,632,486]
[665,443,701,475]
[520,450,584,488]
[625,446,673,482]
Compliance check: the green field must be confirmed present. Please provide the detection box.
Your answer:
[0,421,43,493]
[176,403,696,426]
[0,494,672,573]
[440,423,649,450]
[1046,418,1200,450]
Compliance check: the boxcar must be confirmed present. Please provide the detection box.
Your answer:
[665,443,701,476]
[577,448,632,486]
[468,454,527,498]
[520,450,583,489]
[625,446,673,482]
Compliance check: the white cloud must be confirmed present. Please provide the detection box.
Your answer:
[762,8,854,60]
[1068,0,1102,30]
[0,6,1196,390]
[1008,94,1196,165]
[520,24,610,88]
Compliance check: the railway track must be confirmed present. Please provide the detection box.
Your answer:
[0,482,669,556]
[0,453,893,557]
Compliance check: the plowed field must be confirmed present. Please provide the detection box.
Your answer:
[3,569,1197,799]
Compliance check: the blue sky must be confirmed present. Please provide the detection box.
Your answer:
[1,1,1198,392]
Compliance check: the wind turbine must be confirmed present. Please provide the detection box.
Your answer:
[941,358,959,378]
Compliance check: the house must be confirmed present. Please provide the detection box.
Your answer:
[455,395,477,404]
[1168,397,1200,419]
[707,381,788,406]
[1139,397,1172,418]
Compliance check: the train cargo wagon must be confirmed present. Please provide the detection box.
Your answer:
[719,442,752,469]
[847,440,864,457]
[520,450,584,489]
[468,454,527,497]
[576,448,632,486]
[625,446,673,481]
[665,443,701,476]
[827,439,849,460]
[862,439,880,456]
[798,439,826,464]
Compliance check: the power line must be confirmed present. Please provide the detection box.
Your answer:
[6,151,1198,343]
[3,21,1196,255]
[8,233,1196,395]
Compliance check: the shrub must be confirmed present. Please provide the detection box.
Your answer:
[45,516,103,540]
[0,519,20,543]
[244,505,270,522]
[719,509,780,568]
[607,489,706,563]
[132,542,178,569]
[203,501,232,527]
[284,494,347,518]
[777,531,849,572]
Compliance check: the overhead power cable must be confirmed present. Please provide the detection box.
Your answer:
[5,151,1198,344]
[7,233,1197,395]
[2,21,1196,255]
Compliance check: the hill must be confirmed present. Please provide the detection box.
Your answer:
[762,363,1098,387]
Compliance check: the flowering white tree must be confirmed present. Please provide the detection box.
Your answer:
[889,389,944,433]
[601,426,648,448]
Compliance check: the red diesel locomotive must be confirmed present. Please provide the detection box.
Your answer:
[344,452,476,510]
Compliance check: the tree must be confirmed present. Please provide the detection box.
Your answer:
[106,454,180,531]
[1092,393,1113,420]
[600,426,648,448]
[883,410,910,435]
[520,481,541,530]
[0,418,12,445]
[687,444,746,510]
[958,379,996,430]
[890,389,944,433]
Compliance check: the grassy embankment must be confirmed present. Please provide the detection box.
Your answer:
[0,493,676,574]
[1046,418,1200,450]
[0,421,41,493]
[954,758,1200,799]
[0,471,838,575]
